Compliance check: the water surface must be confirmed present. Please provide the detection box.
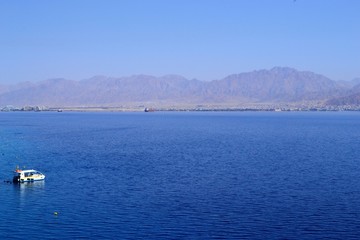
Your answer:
[0,111,360,239]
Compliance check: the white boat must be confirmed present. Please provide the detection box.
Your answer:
[13,169,46,183]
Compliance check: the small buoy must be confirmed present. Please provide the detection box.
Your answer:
[54,212,58,215]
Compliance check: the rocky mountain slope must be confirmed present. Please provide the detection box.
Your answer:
[0,67,358,108]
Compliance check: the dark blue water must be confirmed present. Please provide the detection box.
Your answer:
[1,111,360,239]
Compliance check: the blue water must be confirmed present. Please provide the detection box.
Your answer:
[1,111,360,239]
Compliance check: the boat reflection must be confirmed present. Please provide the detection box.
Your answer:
[13,181,45,198]
[12,181,46,209]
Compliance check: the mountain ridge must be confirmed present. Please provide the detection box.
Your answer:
[0,67,359,108]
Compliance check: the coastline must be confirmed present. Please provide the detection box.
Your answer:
[2,105,360,112]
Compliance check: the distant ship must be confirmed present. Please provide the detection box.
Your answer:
[144,108,155,112]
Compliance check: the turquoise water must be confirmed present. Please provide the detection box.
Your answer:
[1,111,360,239]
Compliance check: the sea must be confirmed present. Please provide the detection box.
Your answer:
[0,111,360,239]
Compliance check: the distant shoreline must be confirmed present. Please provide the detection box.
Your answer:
[2,106,360,112]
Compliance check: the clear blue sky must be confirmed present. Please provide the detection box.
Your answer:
[0,0,359,84]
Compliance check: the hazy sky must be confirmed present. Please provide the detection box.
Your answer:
[0,0,359,84]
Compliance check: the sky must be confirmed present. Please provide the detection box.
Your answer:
[0,0,359,84]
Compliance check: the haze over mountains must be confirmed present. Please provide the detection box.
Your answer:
[1,67,359,109]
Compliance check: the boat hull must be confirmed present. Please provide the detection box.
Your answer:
[13,176,45,183]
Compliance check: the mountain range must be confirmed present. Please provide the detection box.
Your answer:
[1,67,359,109]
